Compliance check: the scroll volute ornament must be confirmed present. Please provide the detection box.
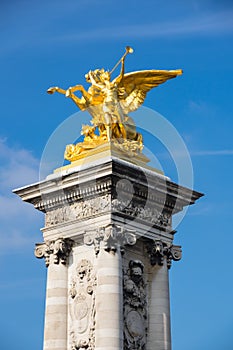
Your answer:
[146,240,182,269]
[35,238,73,267]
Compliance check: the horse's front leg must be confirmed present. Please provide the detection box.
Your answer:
[65,85,91,99]
[64,86,89,111]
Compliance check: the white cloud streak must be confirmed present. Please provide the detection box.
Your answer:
[1,5,232,56]
[0,138,43,253]
[0,138,39,191]
[157,149,233,159]
[55,10,233,43]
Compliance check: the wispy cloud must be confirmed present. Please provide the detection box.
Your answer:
[188,100,214,116]
[0,138,43,253]
[1,4,232,56]
[157,149,233,159]
[0,138,39,190]
[55,10,233,43]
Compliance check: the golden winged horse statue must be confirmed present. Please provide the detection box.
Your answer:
[47,47,182,161]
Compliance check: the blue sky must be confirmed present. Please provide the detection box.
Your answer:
[0,0,233,349]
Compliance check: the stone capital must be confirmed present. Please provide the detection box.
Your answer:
[35,238,73,267]
[146,240,182,269]
[84,223,137,255]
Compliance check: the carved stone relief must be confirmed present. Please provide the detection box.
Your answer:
[123,260,147,350]
[112,199,171,229]
[84,224,137,255]
[69,259,96,350]
[146,240,182,269]
[45,194,111,227]
[44,193,171,230]
[34,238,73,266]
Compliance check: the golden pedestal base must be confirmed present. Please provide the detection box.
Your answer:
[54,141,164,175]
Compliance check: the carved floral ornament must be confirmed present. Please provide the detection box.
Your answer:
[84,223,137,255]
[35,238,73,267]
[146,240,182,269]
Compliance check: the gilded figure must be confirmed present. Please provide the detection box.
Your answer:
[47,47,182,160]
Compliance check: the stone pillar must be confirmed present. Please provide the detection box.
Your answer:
[95,247,123,350]
[35,239,72,350]
[44,262,68,350]
[148,263,171,350]
[14,155,202,350]
[84,224,136,350]
[147,240,182,350]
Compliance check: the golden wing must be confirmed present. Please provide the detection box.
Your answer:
[115,69,182,114]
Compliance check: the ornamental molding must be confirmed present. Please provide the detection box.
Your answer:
[146,240,182,269]
[35,179,112,212]
[84,224,137,255]
[123,260,147,350]
[34,238,73,267]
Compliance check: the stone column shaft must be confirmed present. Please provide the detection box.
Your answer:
[43,263,68,350]
[147,262,171,350]
[95,247,123,350]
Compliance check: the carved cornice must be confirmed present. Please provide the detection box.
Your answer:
[35,238,73,267]
[14,158,203,219]
[35,179,112,212]
[146,240,182,269]
[84,224,137,255]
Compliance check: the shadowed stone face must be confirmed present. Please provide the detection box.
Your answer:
[131,266,143,284]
